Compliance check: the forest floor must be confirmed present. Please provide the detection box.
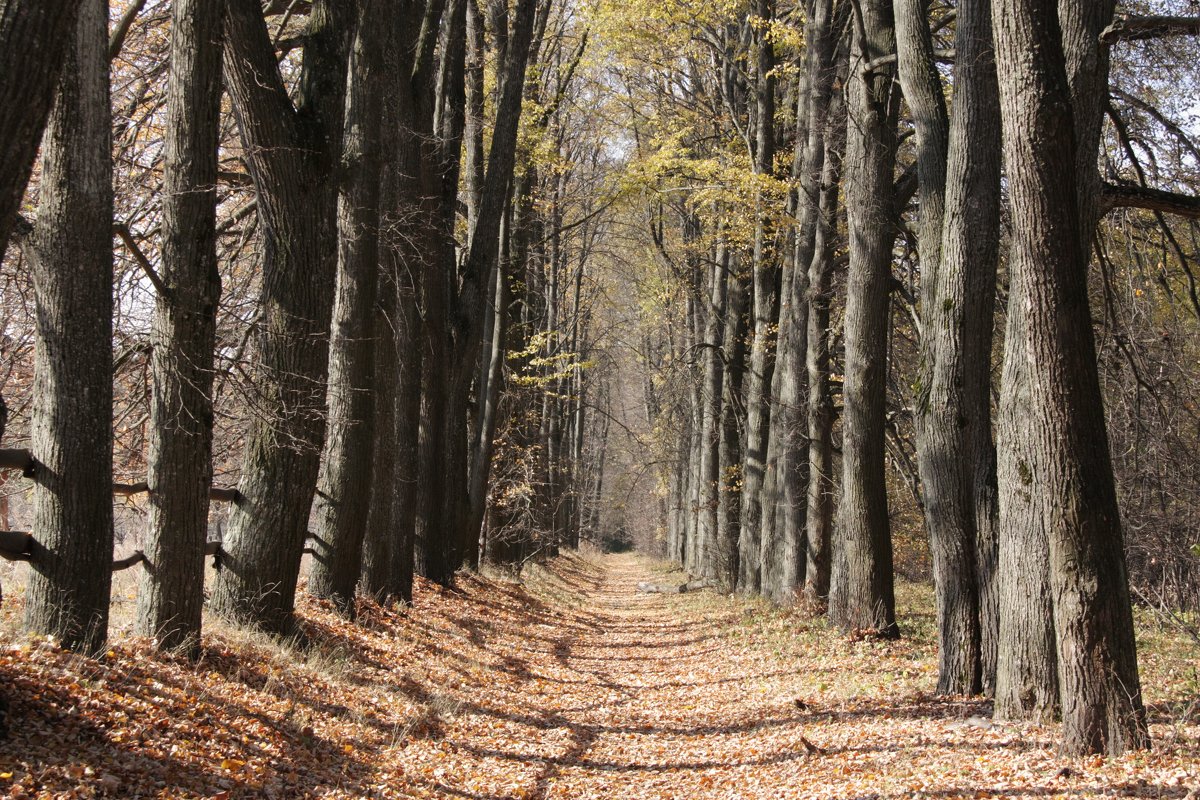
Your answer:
[0,552,1197,799]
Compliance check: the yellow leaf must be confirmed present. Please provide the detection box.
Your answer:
[0,772,12,780]
[219,758,245,771]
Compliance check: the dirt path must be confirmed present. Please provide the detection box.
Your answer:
[404,554,1196,799]
[429,553,825,798]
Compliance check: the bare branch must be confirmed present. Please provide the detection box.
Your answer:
[109,0,149,61]
[113,222,171,298]
[1101,14,1200,44]
[1102,182,1200,219]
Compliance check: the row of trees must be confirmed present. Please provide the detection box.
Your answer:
[0,0,612,665]
[609,0,1200,756]
[3,0,1200,761]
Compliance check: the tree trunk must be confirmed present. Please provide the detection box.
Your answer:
[365,0,443,601]
[829,0,899,637]
[309,0,386,615]
[695,243,728,580]
[760,74,808,605]
[438,0,537,577]
[20,0,113,654]
[435,0,472,575]
[467,254,510,550]
[391,252,423,603]
[737,0,779,595]
[803,33,848,609]
[0,0,85,252]
[994,327,1059,721]
[360,295,399,602]
[934,0,1002,695]
[717,254,748,588]
[897,0,1001,696]
[762,0,846,606]
[135,0,224,652]
[211,0,353,635]
[992,0,1148,755]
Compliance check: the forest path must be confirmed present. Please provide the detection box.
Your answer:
[441,552,822,798]
[408,553,1039,799]
[423,551,828,798]
[5,552,1192,799]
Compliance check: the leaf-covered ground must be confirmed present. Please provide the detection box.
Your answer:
[1,553,1197,798]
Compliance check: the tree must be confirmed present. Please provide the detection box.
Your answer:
[829,0,899,637]
[135,0,225,651]
[211,0,354,634]
[992,0,1148,755]
[784,0,849,609]
[442,0,541,574]
[17,0,113,654]
[896,0,1001,695]
[309,0,388,616]
[384,0,447,596]
[736,0,780,595]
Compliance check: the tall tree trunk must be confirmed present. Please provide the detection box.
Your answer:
[935,0,1002,695]
[737,0,779,594]
[802,19,848,609]
[897,0,1001,696]
[211,0,353,634]
[762,0,846,605]
[686,287,704,572]
[135,0,224,652]
[717,255,748,588]
[310,0,386,615]
[360,296,399,601]
[803,131,842,607]
[760,72,808,605]
[445,0,539,573]
[366,0,445,601]
[994,332,1059,720]
[19,0,113,654]
[829,0,899,637]
[467,252,510,549]
[434,0,472,575]
[391,258,424,602]
[696,243,728,579]
[0,0,85,252]
[992,0,1148,755]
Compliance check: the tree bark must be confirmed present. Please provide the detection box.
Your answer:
[19,0,113,654]
[829,0,899,637]
[803,82,846,609]
[135,0,224,652]
[695,243,728,580]
[467,251,510,551]
[717,253,748,588]
[408,0,454,585]
[360,296,399,602]
[309,0,387,616]
[737,0,779,595]
[364,0,445,602]
[897,0,1001,696]
[211,0,354,635]
[443,0,539,575]
[759,67,809,605]
[992,0,1148,755]
[0,0,85,253]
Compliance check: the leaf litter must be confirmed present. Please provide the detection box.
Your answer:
[0,552,1196,798]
